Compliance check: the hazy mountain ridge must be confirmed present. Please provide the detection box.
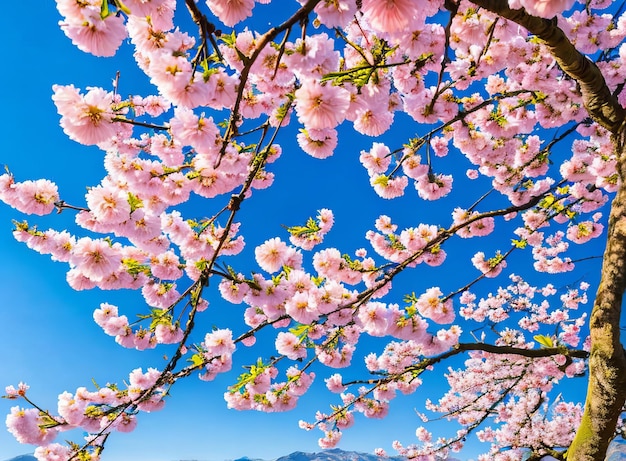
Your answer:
[275,448,407,461]
[4,456,37,461]
[3,448,446,461]
[9,443,626,461]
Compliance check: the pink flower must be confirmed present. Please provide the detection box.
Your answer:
[34,443,72,461]
[471,251,507,278]
[295,80,350,130]
[52,85,119,146]
[285,291,320,324]
[566,221,604,244]
[13,179,59,216]
[255,237,291,273]
[416,287,455,324]
[324,373,347,393]
[370,174,408,199]
[275,332,307,360]
[6,406,58,445]
[60,8,127,57]
[297,128,338,159]
[93,302,119,326]
[70,238,121,281]
[206,0,255,26]
[169,107,219,156]
[125,0,170,17]
[128,367,161,389]
[318,429,342,449]
[151,250,184,280]
[361,0,421,33]
[313,0,357,28]
[85,185,131,224]
[142,281,180,308]
[516,0,575,18]
[204,329,236,356]
[360,142,391,175]
[4,383,29,400]
[415,173,453,200]
[358,302,389,336]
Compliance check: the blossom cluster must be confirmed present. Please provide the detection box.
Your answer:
[1,0,622,459]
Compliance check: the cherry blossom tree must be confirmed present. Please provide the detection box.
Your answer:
[3,0,626,460]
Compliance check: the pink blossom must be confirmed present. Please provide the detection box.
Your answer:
[297,128,338,159]
[13,179,59,216]
[255,237,291,273]
[204,329,236,356]
[129,367,161,389]
[52,85,119,145]
[125,0,170,17]
[566,221,604,244]
[93,302,119,326]
[415,173,453,200]
[516,0,575,18]
[154,323,184,344]
[313,0,357,28]
[85,184,131,224]
[361,0,421,33]
[206,0,254,26]
[70,238,121,281]
[6,406,58,445]
[471,251,507,278]
[34,443,72,461]
[275,332,307,360]
[169,107,219,156]
[360,143,391,175]
[295,80,350,130]
[318,429,342,449]
[4,383,29,400]
[285,291,320,323]
[324,373,347,393]
[370,174,408,199]
[59,8,127,57]
[142,281,180,308]
[416,287,455,324]
[358,302,389,336]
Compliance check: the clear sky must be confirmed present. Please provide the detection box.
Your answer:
[0,2,608,461]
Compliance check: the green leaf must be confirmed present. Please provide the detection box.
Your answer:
[127,192,143,212]
[289,324,310,338]
[189,353,205,367]
[286,216,320,237]
[371,174,389,187]
[511,238,527,249]
[219,30,237,47]
[534,334,554,348]
[100,0,110,19]
[149,307,172,330]
[113,0,132,15]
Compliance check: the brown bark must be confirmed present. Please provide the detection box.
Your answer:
[566,129,626,460]
[461,1,626,459]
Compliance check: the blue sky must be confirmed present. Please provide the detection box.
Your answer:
[0,2,610,461]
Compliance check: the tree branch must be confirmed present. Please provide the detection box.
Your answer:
[468,0,626,133]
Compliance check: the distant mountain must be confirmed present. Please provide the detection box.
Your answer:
[273,448,457,461]
[7,443,626,461]
[1,448,456,461]
[232,457,265,461]
[4,456,36,461]
[1,450,458,461]
[275,449,404,461]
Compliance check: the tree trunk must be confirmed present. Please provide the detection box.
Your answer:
[566,127,626,460]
